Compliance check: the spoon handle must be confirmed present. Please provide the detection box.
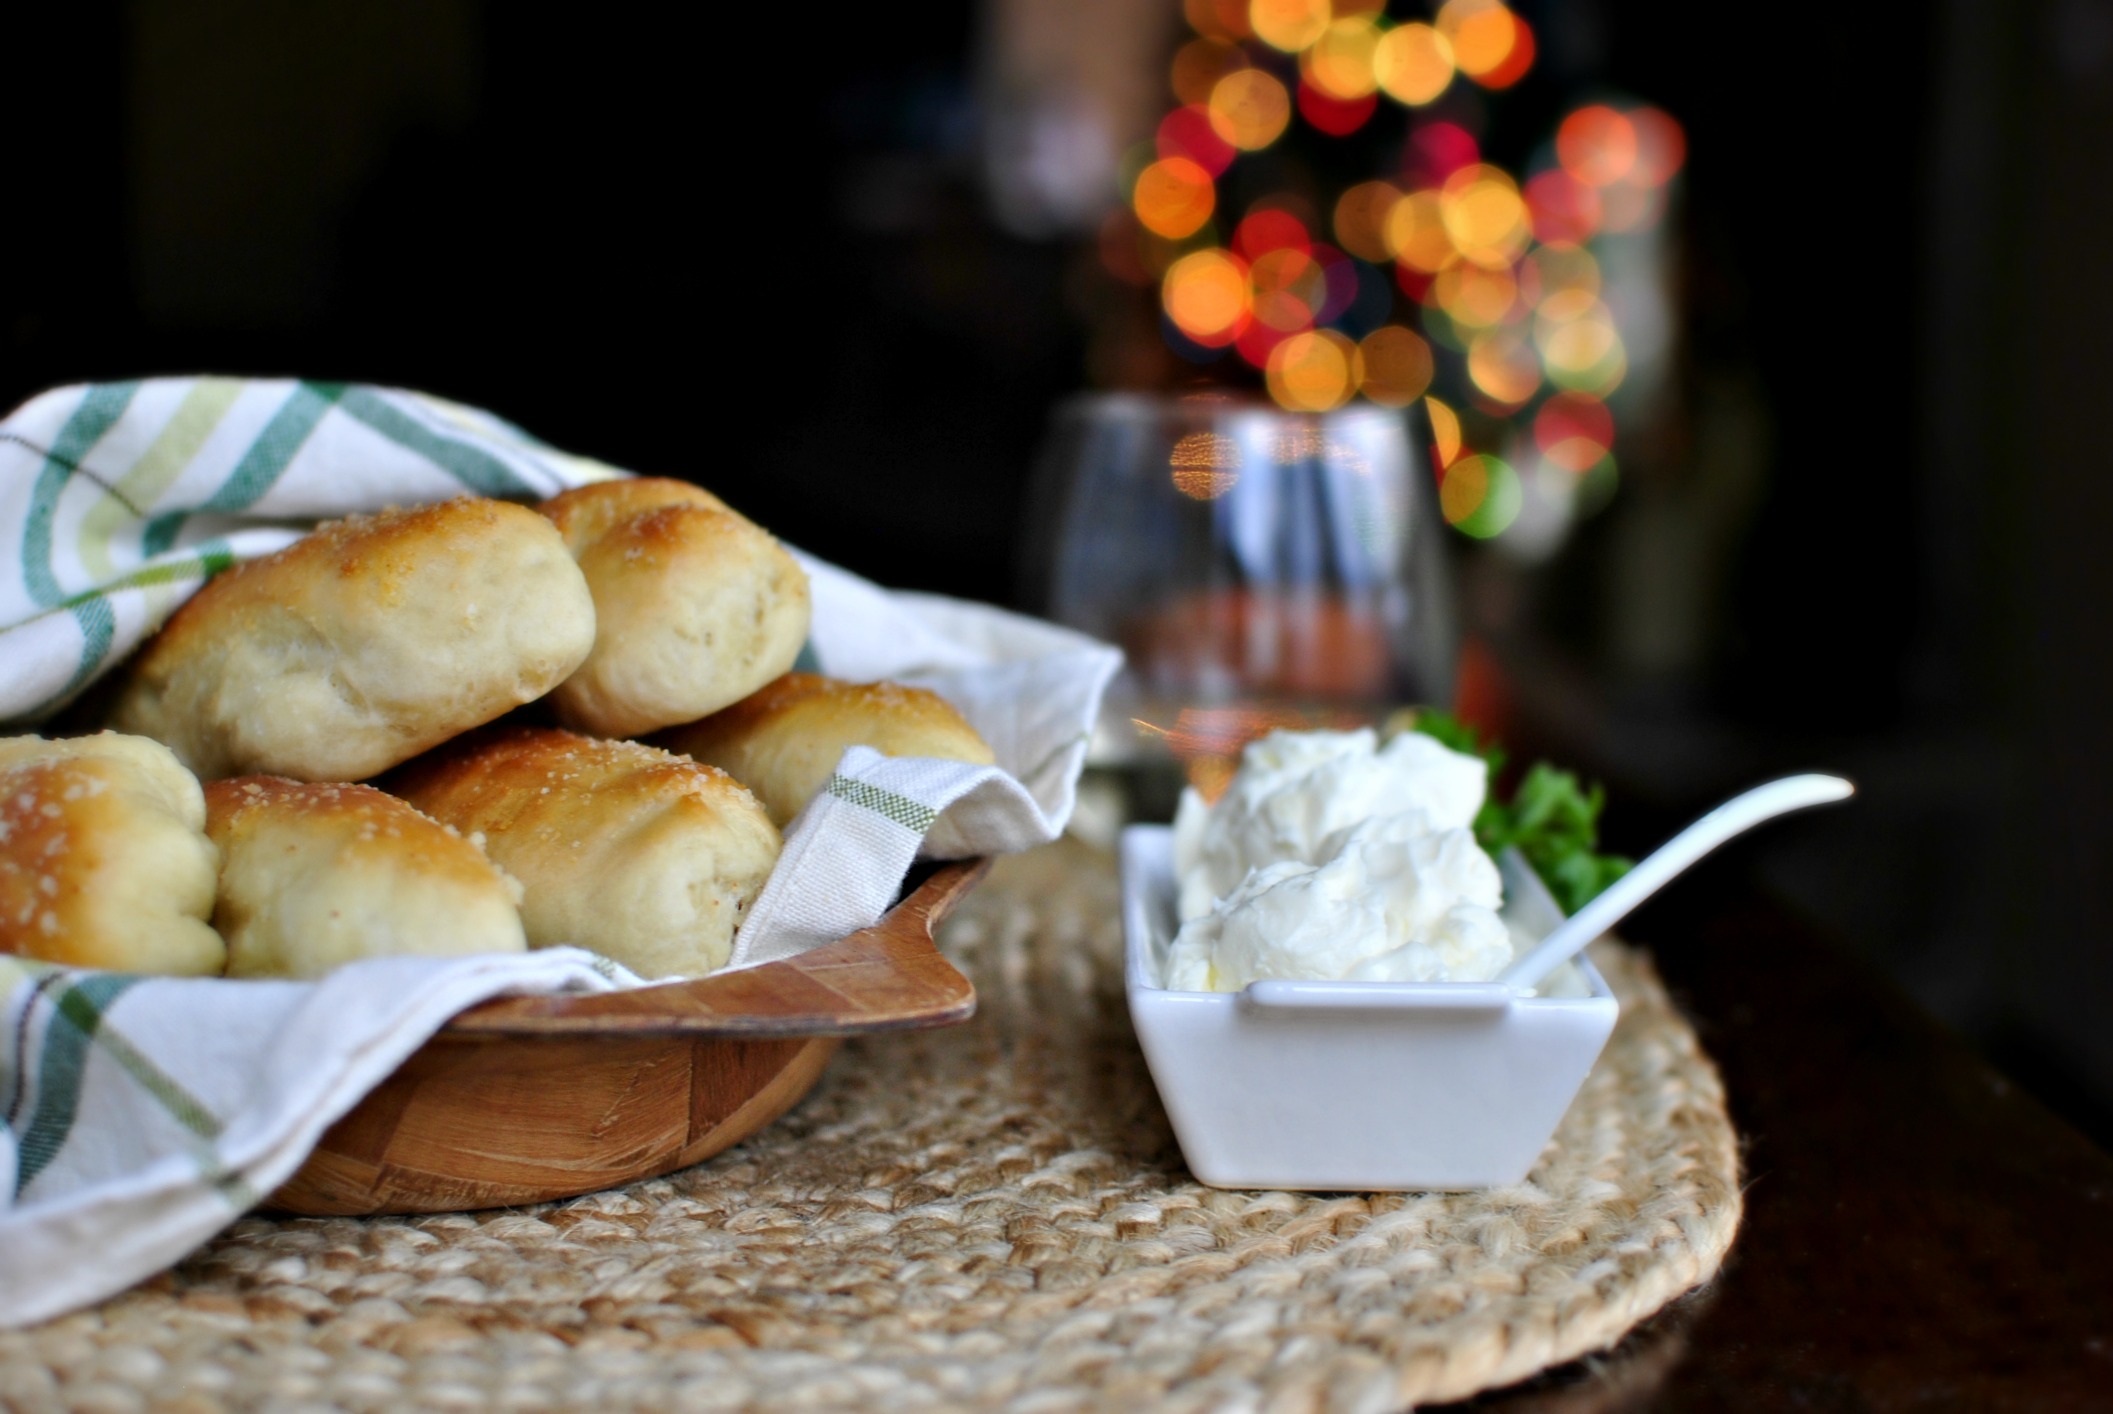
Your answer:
[1497,773,1855,992]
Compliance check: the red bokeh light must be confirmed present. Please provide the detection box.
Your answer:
[1297,79,1378,136]
[1233,208,1313,261]
[1235,319,1293,368]
[1406,121,1480,184]
[1524,169,1603,246]
[1533,392,1616,469]
[1158,103,1237,176]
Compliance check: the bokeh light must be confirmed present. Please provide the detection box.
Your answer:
[1250,0,1331,54]
[1133,157,1216,239]
[1209,69,1293,150]
[1438,164,1530,268]
[1466,328,1540,404]
[1235,317,1289,368]
[1520,243,1601,307]
[1425,394,1463,468]
[1476,14,1534,89]
[1384,189,1455,272]
[1185,0,1254,42]
[1170,430,1242,499]
[1266,329,1357,410]
[1304,17,1382,98]
[1250,247,1325,331]
[1431,261,1521,328]
[1557,105,1638,187]
[1372,23,1455,106]
[1536,304,1628,395]
[1145,0,1685,545]
[1163,248,1252,346]
[1523,169,1602,246]
[1436,0,1525,84]
[1407,121,1480,182]
[1173,37,1247,106]
[1628,106,1688,185]
[1159,104,1237,176]
[1310,244,1360,323]
[1534,392,1615,471]
[1298,81,1378,136]
[1333,179,1402,263]
[1233,207,1312,261]
[1354,325,1435,406]
[1440,452,1523,536]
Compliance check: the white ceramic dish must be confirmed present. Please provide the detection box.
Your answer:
[1121,824,1619,1191]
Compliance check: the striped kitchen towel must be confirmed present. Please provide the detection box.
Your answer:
[0,378,1120,1325]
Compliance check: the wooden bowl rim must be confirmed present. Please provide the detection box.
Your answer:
[434,856,988,1040]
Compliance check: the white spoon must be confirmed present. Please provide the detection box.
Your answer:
[1498,773,1855,992]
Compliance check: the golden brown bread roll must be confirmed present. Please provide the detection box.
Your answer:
[538,477,811,738]
[656,672,995,827]
[385,728,781,978]
[108,497,597,782]
[204,777,528,979]
[0,733,224,974]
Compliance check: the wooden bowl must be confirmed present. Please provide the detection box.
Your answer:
[270,858,987,1216]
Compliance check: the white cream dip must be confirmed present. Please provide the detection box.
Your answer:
[1164,727,1516,992]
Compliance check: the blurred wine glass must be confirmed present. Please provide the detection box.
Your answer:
[1022,391,1458,802]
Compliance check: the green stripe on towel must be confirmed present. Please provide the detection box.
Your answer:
[824,775,938,834]
[142,381,346,556]
[21,382,141,606]
[14,973,142,1192]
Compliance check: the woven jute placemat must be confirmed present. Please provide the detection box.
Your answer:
[0,840,1741,1412]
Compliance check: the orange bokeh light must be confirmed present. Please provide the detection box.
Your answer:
[1133,156,1217,239]
[1185,0,1253,41]
[1431,261,1522,328]
[1466,328,1540,405]
[1354,325,1435,406]
[1373,22,1455,106]
[1333,179,1402,263]
[1209,68,1293,150]
[1172,37,1247,106]
[1425,394,1463,468]
[1557,105,1639,187]
[1384,189,1455,272]
[1163,247,1252,345]
[1250,0,1331,53]
[1266,329,1357,410]
[1437,0,1522,80]
[1438,164,1530,269]
[1304,16,1382,99]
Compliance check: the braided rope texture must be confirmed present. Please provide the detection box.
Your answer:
[0,840,1741,1412]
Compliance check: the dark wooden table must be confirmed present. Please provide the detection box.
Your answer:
[1443,848,2113,1411]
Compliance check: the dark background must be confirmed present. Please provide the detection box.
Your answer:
[8,2,2113,1142]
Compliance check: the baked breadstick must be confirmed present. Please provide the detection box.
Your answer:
[110,497,597,782]
[386,728,781,978]
[656,673,994,827]
[0,733,224,974]
[205,778,527,979]
[538,478,811,738]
